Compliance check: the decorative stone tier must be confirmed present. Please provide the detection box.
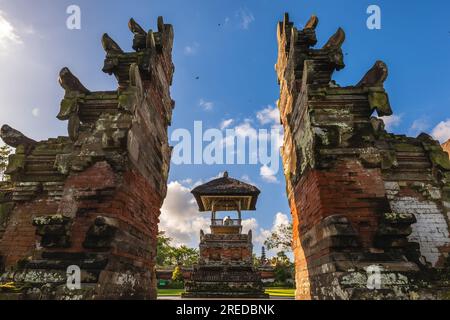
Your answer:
[183,265,268,299]
[0,16,174,300]
[276,13,450,300]
[184,232,268,299]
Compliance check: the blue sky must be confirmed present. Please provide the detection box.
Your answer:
[0,0,449,254]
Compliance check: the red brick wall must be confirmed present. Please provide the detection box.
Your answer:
[0,200,59,267]
[291,160,388,299]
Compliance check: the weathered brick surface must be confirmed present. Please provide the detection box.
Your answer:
[276,13,450,300]
[0,16,174,300]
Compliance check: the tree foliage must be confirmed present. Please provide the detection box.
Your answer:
[264,223,293,252]
[156,232,199,267]
[271,251,294,283]
[171,266,184,283]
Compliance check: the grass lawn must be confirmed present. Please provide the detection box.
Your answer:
[157,288,295,298]
[264,287,295,298]
[157,288,185,296]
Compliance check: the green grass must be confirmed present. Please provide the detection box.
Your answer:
[157,287,295,298]
[157,288,185,296]
[264,287,295,298]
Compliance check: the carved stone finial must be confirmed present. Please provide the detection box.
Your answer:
[357,60,388,87]
[0,124,37,148]
[323,27,346,49]
[128,18,147,35]
[304,15,319,30]
[58,67,90,94]
[101,33,124,54]
[157,16,165,33]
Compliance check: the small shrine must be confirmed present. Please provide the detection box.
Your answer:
[183,172,268,298]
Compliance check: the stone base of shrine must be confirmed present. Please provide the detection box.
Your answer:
[183,265,269,299]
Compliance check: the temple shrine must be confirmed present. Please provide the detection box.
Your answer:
[183,172,268,298]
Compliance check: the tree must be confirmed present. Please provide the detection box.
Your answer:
[0,145,12,182]
[171,245,199,267]
[172,266,184,283]
[264,223,293,252]
[252,254,261,268]
[156,232,173,266]
[156,232,199,267]
[272,251,294,285]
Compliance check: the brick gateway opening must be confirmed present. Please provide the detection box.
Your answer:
[275,13,450,299]
[0,16,174,299]
[0,11,449,301]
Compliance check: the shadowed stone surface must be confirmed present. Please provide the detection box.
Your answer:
[276,13,450,300]
[0,16,175,300]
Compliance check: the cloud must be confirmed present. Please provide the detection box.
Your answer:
[220,119,234,130]
[184,42,199,56]
[235,120,258,140]
[236,8,255,30]
[431,120,450,143]
[242,218,258,234]
[240,174,258,186]
[273,212,290,228]
[199,98,214,111]
[379,114,402,131]
[0,11,22,49]
[31,108,40,118]
[409,117,430,136]
[159,181,209,247]
[252,212,291,257]
[260,165,279,184]
[257,106,280,125]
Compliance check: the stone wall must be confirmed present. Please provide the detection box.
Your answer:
[276,13,450,300]
[0,16,174,300]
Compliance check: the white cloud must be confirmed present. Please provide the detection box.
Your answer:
[184,42,199,56]
[236,8,255,30]
[0,11,22,49]
[199,98,214,111]
[379,114,402,131]
[260,165,279,184]
[273,212,290,228]
[257,106,280,125]
[235,120,258,140]
[431,120,450,143]
[160,181,209,247]
[180,178,193,186]
[242,218,258,234]
[220,119,234,130]
[240,174,256,185]
[409,117,430,136]
[31,107,40,118]
[252,212,291,257]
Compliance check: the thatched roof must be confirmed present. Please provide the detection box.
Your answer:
[191,172,260,211]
